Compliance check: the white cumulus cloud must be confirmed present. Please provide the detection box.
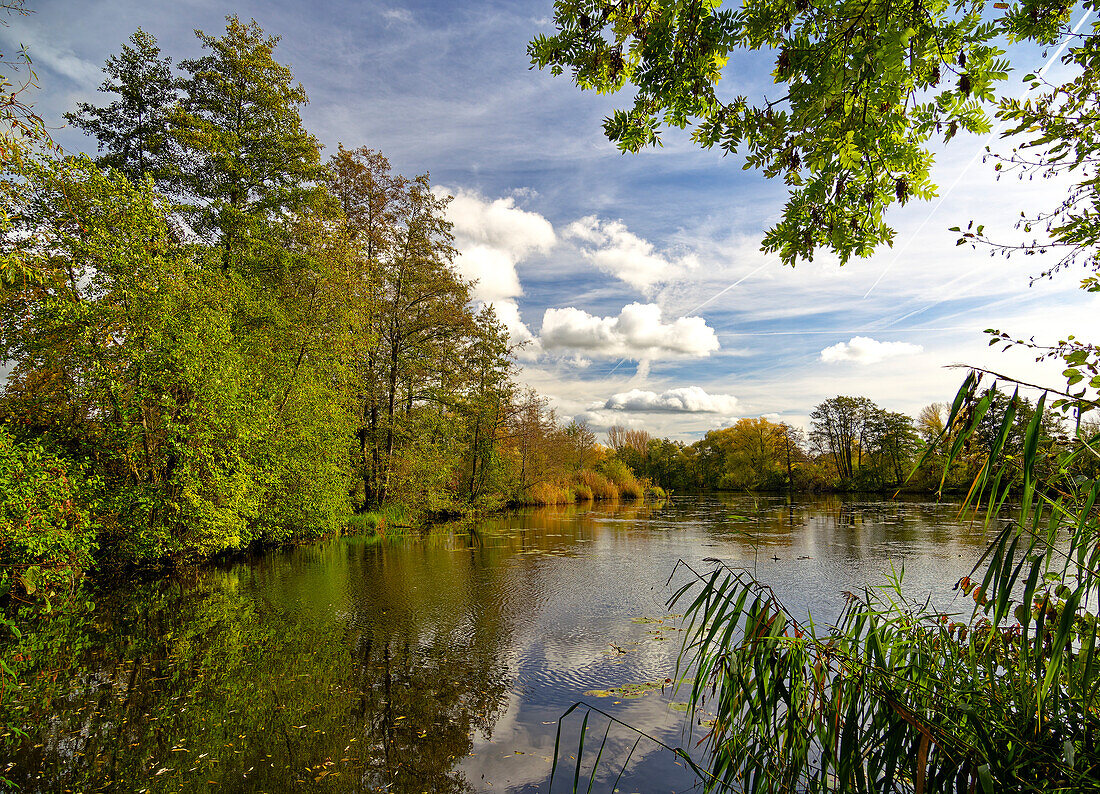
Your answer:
[567,215,698,293]
[602,386,739,414]
[490,299,542,360]
[442,187,556,303]
[539,302,719,361]
[820,336,923,364]
[439,187,555,351]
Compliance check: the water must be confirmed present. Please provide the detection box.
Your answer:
[2,494,995,792]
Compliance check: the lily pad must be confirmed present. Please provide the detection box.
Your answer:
[584,681,667,699]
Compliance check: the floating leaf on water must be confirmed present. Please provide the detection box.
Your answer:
[584,681,667,699]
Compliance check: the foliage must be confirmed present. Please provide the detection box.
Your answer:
[625,403,926,493]
[0,427,96,607]
[527,0,1048,265]
[64,29,178,183]
[666,370,1100,792]
[599,456,644,499]
[0,155,275,561]
[174,16,325,271]
[1,17,616,577]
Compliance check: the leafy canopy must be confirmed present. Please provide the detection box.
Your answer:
[529,0,1076,266]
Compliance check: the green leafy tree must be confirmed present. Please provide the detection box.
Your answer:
[459,306,517,503]
[861,407,920,487]
[810,395,879,482]
[174,16,324,272]
[0,155,267,560]
[64,29,179,183]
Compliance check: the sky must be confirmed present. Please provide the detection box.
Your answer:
[10,0,1098,440]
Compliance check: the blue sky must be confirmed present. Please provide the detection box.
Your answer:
[13,0,1098,439]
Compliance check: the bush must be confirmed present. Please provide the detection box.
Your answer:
[572,468,617,500]
[0,427,97,606]
[600,458,641,497]
[519,481,573,506]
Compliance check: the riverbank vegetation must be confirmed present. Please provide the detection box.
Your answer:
[0,19,653,605]
[608,391,1071,495]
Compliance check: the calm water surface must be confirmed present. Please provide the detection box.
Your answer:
[4,494,995,792]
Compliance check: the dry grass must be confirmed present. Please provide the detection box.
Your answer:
[572,469,618,500]
[519,481,574,506]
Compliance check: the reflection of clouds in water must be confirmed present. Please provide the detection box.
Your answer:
[459,685,696,792]
[10,494,995,792]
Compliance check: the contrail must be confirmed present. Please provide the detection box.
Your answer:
[861,7,1094,298]
[681,257,776,315]
[718,326,975,337]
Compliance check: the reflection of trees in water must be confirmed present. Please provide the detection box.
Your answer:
[3,543,515,793]
[707,493,988,559]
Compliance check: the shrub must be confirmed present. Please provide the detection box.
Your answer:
[520,481,573,506]
[0,427,97,606]
[572,468,617,500]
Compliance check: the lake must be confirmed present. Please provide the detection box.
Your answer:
[2,494,995,793]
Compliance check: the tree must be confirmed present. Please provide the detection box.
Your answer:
[174,16,323,271]
[862,408,920,487]
[0,155,266,559]
[776,422,807,488]
[564,420,598,471]
[458,306,516,503]
[64,29,178,184]
[607,425,651,475]
[809,395,878,482]
[528,0,1075,266]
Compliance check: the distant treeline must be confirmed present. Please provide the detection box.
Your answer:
[607,392,1087,494]
[0,19,646,605]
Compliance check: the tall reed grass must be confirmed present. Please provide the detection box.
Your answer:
[572,469,617,500]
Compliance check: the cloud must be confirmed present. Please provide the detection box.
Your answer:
[602,386,739,414]
[820,336,924,364]
[441,187,556,303]
[539,302,720,361]
[381,8,415,24]
[489,299,542,360]
[7,27,101,87]
[569,409,650,432]
[438,187,554,351]
[567,215,698,293]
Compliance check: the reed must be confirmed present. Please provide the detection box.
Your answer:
[521,481,574,506]
[572,469,618,500]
